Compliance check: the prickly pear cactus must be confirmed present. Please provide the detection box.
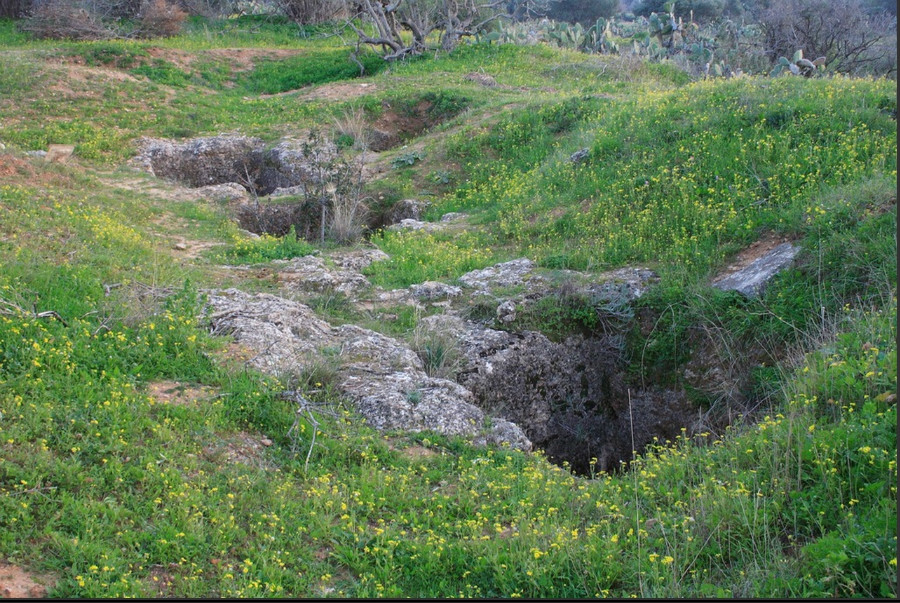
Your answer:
[769,49,826,77]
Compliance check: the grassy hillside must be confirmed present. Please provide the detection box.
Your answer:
[0,16,895,598]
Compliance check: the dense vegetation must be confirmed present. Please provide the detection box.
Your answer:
[0,9,895,599]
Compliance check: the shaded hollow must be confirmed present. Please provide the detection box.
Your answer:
[458,331,698,475]
[140,136,337,196]
[235,200,321,239]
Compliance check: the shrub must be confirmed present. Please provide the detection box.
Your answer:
[758,0,897,75]
[20,0,112,40]
[135,0,187,38]
[634,0,724,21]
[179,0,236,18]
[543,0,620,26]
[331,107,370,151]
[275,0,343,25]
[0,0,32,19]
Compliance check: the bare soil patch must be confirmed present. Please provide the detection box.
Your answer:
[0,154,32,179]
[368,101,433,151]
[203,431,274,469]
[0,562,55,598]
[55,62,140,84]
[147,47,302,72]
[42,62,140,101]
[170,237,220,259]
[146,564,177,597]
[0,153,74,189]
[291,81,378,101]
[399,445,437,459]
[147,380,218,407]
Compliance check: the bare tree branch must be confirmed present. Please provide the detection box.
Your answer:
[345,0,508,60]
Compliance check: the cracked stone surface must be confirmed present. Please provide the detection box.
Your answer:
[275,255,372,298]
[205,289,531,450]
[458,258,536,292]
[203,260,694,470]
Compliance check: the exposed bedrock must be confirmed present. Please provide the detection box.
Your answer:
[204,289,532,451]
[419,314,698,474]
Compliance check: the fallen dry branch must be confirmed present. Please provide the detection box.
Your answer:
[0,297,68,327]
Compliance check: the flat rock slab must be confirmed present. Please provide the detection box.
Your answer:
[712,242,800,297]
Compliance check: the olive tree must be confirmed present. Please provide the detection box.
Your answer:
[347,0,509,59]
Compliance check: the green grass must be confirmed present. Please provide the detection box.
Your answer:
[363,228,504,289]
[439,77,896,279]
[215,226,316,264]
[0,16,895,599]
[237,49,388,95]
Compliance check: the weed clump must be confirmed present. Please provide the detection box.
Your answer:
[411,321,462,379]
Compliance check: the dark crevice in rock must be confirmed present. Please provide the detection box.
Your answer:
[235,200,320,238]
[457,327,697,475]
[138,136,337,197]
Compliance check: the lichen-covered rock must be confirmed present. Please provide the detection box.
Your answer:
[444,317,694,473]
[440,212,469,223]
[473,418,533,451]
[387,218,441,232]
[409,281,462,301]
[336,324,424,374]
[458,258,535,292]
[235,200,316,238]
[276,255,372,297]
[205,289,530,449]
[258,140,337,193]
[587,267,659,300]
[496,300,517,323]
[463,72,498,87]
[138,136,264,188]
[330,248,390,272]
[206,289,336,375]
[569,148,590,163]
[343,372,484,436]
[367,129,398,152]
[268,185,305,198]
